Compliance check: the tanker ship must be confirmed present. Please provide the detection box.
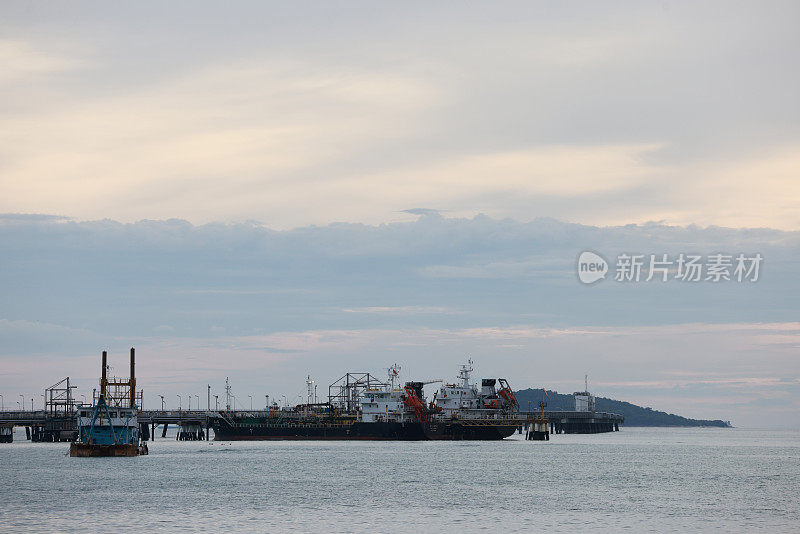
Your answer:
[212,361,527,441]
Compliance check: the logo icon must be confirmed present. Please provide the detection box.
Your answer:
[577,251,608,284]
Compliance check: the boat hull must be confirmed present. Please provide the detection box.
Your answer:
[69,442,148,457]
[214,421,426,440]
[212,419,521,441]
[423,421,518,440]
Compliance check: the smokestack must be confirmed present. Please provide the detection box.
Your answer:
[100,350,108,396]
[130,347,136,408]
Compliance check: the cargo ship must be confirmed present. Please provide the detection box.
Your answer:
[212,361,528,441]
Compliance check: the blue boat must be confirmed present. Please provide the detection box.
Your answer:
[70,349,148,457]
[70,395,147,456]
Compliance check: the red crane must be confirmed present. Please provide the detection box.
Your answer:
[497,378,519,410]
[403,385,428,422]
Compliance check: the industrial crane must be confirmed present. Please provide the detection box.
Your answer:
[402,379,442,421]
[497,378,520,410]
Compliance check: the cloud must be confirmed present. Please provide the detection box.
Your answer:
[0,213,71,222]
[0,39,84,84]
[341,306,455,315]
[402,209,444,217]
[419,258,565,279]
[0,214,796,339]
[0,318,102,354]
[0,58,440,226]
[374,143,666,196]
[0,3,798,228]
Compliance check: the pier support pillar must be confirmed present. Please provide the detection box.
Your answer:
[139,423,150,441]
[526,422,550,441]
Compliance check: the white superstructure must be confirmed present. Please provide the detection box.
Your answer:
[434,360,483,415]
[574,374,595,412]
[360,364,416,423]
[359,360,520,424]
[431,360,519,420]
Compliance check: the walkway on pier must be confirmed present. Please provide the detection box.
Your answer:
[522,410,624,433]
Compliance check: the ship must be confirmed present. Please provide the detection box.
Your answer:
[70,394,148,456]
[212,361,528,441]
[70,349,148,457]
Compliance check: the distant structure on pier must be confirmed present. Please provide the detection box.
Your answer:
[573,374,596,412]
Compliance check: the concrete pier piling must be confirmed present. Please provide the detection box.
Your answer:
[525,421,550,440]
[177,422,204,441]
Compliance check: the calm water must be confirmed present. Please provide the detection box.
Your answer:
[1,427,798,533]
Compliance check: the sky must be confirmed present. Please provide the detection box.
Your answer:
[1,2,798,427]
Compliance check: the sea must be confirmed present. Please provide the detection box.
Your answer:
[1,427,798,533]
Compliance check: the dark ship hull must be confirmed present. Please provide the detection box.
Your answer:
[423,420,518,440]
[70,442,148,457]
[212,417,520,441]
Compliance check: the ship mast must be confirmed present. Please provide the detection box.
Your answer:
[306,375,315,405]
[387,364,401,389]
[459,359,473,387]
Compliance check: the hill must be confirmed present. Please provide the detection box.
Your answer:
[514,388,731,427]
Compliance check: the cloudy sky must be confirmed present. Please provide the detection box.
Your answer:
[1,2,798,427]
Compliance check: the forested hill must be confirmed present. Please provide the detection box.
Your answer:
[514,388,731,427]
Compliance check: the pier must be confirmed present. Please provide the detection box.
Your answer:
[0,409,218,442]
[519,377,625,434]
[518,411,623,436]
[3,409,615,441]
[0,407,624,442]
[0,350,623,443]
[138,411,214,441]
[542,410,623,434]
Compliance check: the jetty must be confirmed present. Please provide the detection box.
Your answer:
[0,351,623,443]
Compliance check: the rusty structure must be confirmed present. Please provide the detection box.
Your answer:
[45,377,78,417]
[95,348,142,409]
